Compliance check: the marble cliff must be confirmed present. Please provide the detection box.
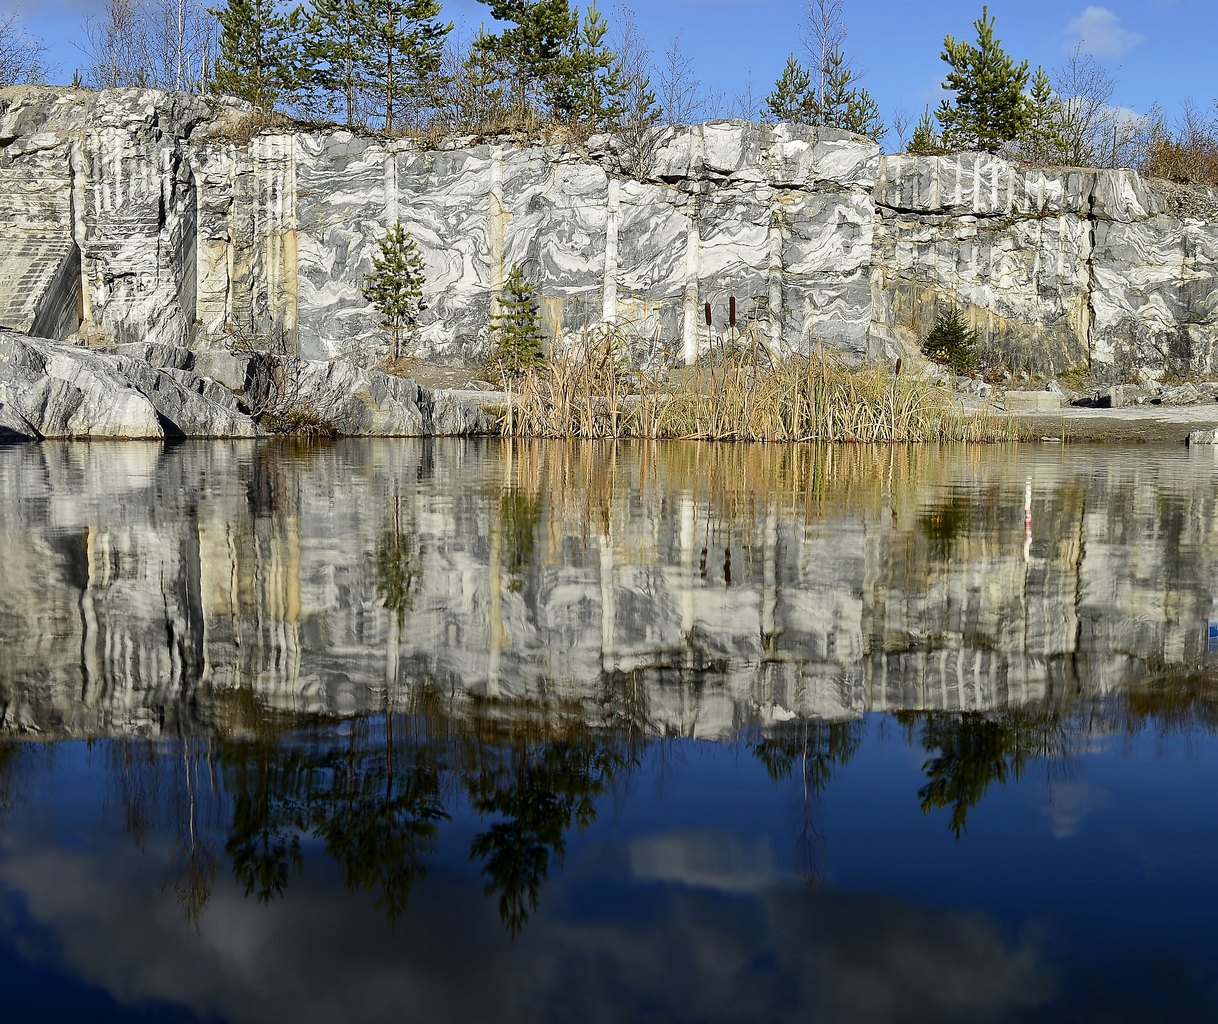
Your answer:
[1,84,1217,396]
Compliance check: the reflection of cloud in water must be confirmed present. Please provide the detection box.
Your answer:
[0,824,1057,1024]
[1043,780,1111,839]
[629,830,790,892]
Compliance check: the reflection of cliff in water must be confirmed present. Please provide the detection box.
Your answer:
[4,439,1218,737]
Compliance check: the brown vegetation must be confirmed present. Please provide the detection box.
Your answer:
[501,331,1011,444]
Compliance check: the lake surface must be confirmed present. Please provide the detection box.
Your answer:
[2,438,1218,1022]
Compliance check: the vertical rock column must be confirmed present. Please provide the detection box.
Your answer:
[194,133,299,350]
[78,95,204,350]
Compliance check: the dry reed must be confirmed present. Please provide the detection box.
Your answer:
[501,329,1012,444]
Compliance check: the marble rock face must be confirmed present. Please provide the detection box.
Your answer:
[0,332,260,438]
[193,118,882,365]
[3,87,1218,379]
[871,154,1218,377]
[871,155,1096,374]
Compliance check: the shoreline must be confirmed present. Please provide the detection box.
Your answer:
[1008,405,1218,444]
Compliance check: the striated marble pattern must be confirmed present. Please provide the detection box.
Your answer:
[2,88,1218,377]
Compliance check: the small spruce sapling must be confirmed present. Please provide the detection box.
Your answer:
[361,221,427,361]
[922,305,979,375]
[908,107,943,154]
[489,264,546,379]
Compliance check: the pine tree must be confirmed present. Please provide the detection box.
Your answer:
[922,305,979,375]
[301,0,365,126]
[361,221,428,361]
[456,29,512,130]
[489,265,546,379]
[764,48,881,141]
[936,5,1030,153]
[300,0,449,132]
[764,55,814,123]
[563,2,627,129]
[813,45,883,140]
[908,106,943,154]
[357,0,450,134]
[474,0,578,120]
[211,0,303,111]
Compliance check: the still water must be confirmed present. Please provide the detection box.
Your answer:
[1,438,1218,1022]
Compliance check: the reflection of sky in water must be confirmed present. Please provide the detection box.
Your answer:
[2,439,1218,1018]
[0,719,1215,1021]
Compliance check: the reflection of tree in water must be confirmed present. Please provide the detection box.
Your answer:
[219,717,450,918]
[224,742,306,903]
[750,718,863,883]
[375,531,423,630]
[497,489,542,593]
[0,739,25,815]
[917,496,976,562]
[308,721,448,921]
[106,738,222,928]
[374,494,423,631]
[898,707,1078,838]
[201,700,634,935]
[172,740,222,927]
[465,737,631,937]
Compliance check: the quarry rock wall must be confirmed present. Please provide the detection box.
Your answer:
[2,86,1216,379]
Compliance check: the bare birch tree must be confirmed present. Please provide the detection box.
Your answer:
[1051,44,1132,167]
[656,35,712,125]
[803,0,847,115]
[84,0,213,92]
[0,13,47,86]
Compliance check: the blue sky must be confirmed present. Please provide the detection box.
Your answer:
[1,0,1210,135]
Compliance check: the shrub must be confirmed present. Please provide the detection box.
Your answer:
[922,305,979,375]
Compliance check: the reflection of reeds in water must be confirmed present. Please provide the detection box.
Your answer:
[492,437,1000,542]
[502,337,1014,443]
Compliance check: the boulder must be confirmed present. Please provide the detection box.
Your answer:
[0,333,260,439]
[0,400,38,441]
[291,359,490,436]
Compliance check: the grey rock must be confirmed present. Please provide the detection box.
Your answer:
[1159,383,1204,406]
[114,342,195,371]
[1004,390,1065,412]
[0,332,259,438]
[431,388,497,435]
[190,350,253,391]
[292,360,489,436]
[1189,429,1218,444]
[1106,384,1147,408]
[0,400,39,441]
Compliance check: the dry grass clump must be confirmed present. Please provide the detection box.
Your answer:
[501,334,1011,444]
[503,329,658,439]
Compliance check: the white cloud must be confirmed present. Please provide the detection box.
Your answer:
[1066,6,1145,58]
